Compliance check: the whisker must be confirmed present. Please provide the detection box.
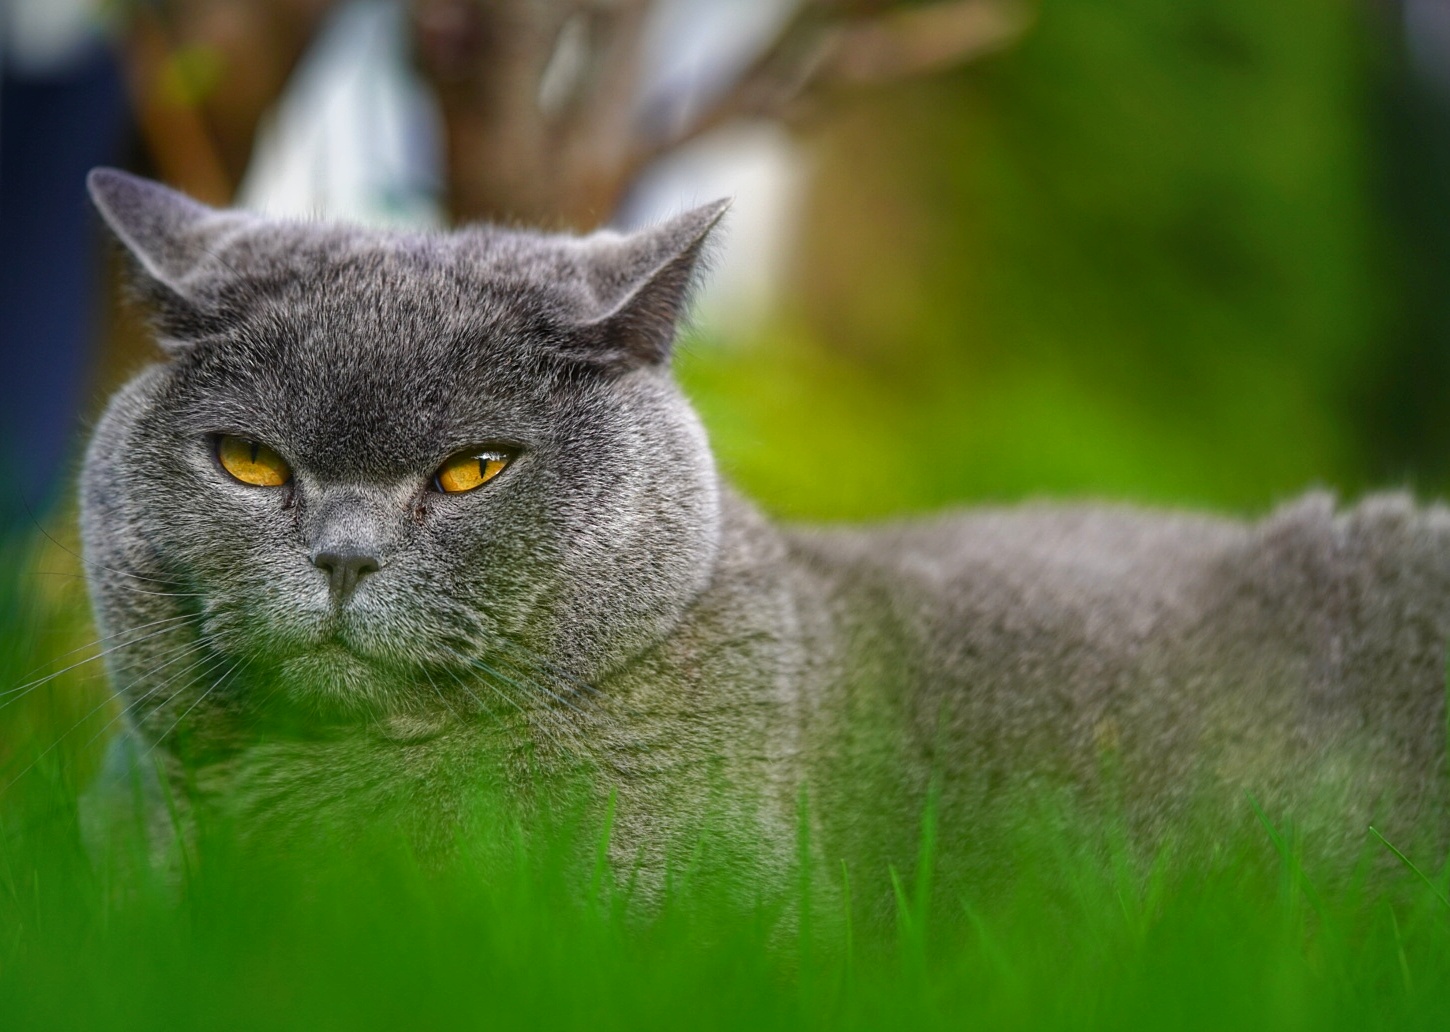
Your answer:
[1,697,120,793]
[245,673,291,718]
[469,656,589,718]
[440,663,519,724]
[486,646,637,729]
[439,663,589,756]
[0,616,200,711]
[146,656,249,753]
[486,648,624,722]
[456,662,593,755]
[419,665,463,721]
[93,586,207,600]
[8,612,196,687]
[0,636,220,795]
[23,570,209,600]
[81,638,225,752]
[495,638,603,699]
[20,503,197,593]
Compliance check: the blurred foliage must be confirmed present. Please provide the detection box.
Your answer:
[681,0,1444,522]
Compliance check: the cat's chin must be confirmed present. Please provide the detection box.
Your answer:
[272,645,405,720]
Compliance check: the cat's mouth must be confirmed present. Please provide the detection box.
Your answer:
[275,611,419,671]
[214,607,504,725]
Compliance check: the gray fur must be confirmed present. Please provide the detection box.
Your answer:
[81,169,1450,906]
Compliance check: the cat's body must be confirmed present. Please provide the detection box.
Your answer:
[80,169,1450,907]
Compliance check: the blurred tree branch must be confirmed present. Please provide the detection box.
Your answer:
[118,0,336,202]
[413,0,1034,227]
[114,0,1031,226]
[633,0,1032,165]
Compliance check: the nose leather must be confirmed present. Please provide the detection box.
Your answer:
[311,547,380,601]
[305,485,393,603]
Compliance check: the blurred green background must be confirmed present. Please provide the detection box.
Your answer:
[686,0,1450,522]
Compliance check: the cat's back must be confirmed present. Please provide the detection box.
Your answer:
[786,490,1450,653]
[784,497,1248,655]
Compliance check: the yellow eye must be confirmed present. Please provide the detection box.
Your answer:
[434,449,511,493]
[217,435,291,487]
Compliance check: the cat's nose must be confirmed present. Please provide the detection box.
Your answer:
[311,547,381,601]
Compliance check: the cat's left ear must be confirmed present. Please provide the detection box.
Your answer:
[572,199,730,373]
[87,168,250,339]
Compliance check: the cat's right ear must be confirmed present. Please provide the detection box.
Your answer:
[566,200,730,375]
[87,168,245,345]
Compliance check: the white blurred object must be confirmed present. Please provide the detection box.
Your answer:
[0,0,106,75]
[636,0,798,140]
[625,0,804,338]
[1406,0,1450,97]
[236,0,443,227]
[619,120,804,340]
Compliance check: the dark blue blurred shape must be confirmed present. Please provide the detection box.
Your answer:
[0,42,126,534]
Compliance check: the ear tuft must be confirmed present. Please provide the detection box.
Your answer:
[574,199,731,374]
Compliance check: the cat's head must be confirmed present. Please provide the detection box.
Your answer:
[82,169,727,727]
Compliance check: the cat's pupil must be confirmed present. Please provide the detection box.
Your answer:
[249,441,260,463]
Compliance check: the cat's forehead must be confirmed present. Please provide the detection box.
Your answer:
[168,228,591,477]
[219,222,599,330]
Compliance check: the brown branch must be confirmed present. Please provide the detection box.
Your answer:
[124,10,234,205]
[626,0,1033,180]
[119,0,336,204]
[558,1,655,192]
[825,0,1034,85]
[414,0,1033,225]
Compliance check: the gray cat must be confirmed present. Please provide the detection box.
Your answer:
[80,168,1450,909]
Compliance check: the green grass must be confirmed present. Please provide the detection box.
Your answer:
[5,534,1450,1031]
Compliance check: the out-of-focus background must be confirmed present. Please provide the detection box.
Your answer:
[3,0,1450,534]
